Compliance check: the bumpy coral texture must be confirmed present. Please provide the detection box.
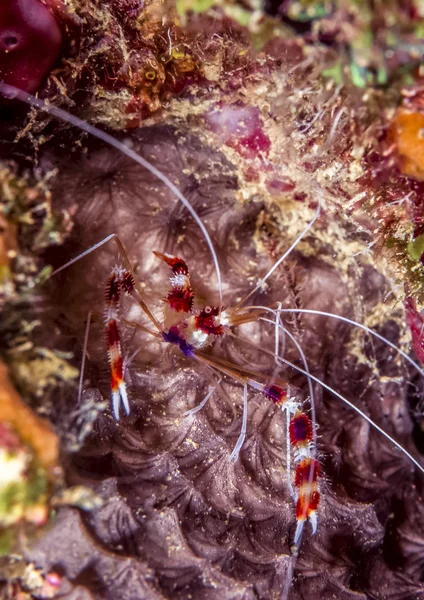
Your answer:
[19,107,423,599]
[0,0,62,92]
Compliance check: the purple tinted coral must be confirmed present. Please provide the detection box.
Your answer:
[0,0,62,92]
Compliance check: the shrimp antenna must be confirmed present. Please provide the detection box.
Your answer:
[49,233,163,332]
[242,304,317,451]
[277,308,424,378]
[243,306,424,379]
[234,329,424,474]
[77,310,92,406]
[259,312,316,454]
[231,314,317,553]
[283,350,424,473]
[0,82,223,308]
[235,190,322,309]
[281,554,297,600]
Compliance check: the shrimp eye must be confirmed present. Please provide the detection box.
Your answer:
[205,306,212,314]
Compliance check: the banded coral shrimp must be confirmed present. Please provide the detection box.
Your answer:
[2,82,424,600]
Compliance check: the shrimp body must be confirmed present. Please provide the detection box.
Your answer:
[103,250,320,543]
[155,251,230,355]
[3,81,424,600]
[153,252,321,546]
[160,309,229,355]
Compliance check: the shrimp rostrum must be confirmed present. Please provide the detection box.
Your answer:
[3,83,424,599]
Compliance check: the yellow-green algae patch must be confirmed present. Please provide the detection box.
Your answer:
[0,424,49,555]
[0,163,74,558]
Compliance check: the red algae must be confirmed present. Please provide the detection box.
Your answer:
[266,177,296,194]
[206,104,271,158]
[405,297,424,364]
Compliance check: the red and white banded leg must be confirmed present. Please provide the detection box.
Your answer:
[105,266,136,419]
[289,405,320,546]
[153,251,194,313]
[262,383,320,548]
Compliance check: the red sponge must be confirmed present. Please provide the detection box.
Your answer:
[0,0,62,92]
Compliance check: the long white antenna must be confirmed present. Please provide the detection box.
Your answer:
[260,315,317,454]
[236,194,321,308]
[278,308,424,377]
[274,354,424,473]
[233,328,424,473]
[77,310,92,406]
[0,82,223,307]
